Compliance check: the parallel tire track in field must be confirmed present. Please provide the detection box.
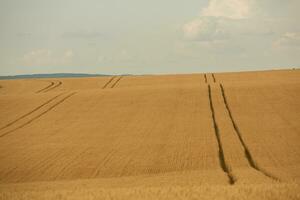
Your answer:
[11,150,63,182]
[93,149,119,177]
[0,92,76,138]
[111,76,123,88]
[102,76,123,89]
[0,93,64,131]
[207,84,235,184]
[54,148,90,180]
[219,84,280,181]
[43,81,62,92]
[102,76,116,89]
[212,73,216,83]
[36,81,55,93]
[204,74,208,84]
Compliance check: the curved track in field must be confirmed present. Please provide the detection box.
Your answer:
[36,81,55,93]
[0,92,76,138]
[43,81,62,92]
[219,84,280,181]
[207,84,235,184]
[0,93,64,131]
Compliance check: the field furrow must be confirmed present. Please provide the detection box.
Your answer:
[0,69,299,199]
[219,81,300,182]
[102,76,116,89]
[110,76,123,88]
[35,81,55,93]
[42,81,62,92]
[219,84,279,181]
[209,83,278,184]
[204,74,207,84]
[212,73,216,83]
[0,92,76,138]
[0,93,64,131]
[0,85,226,184]
[0,79,54,94]
[207,85,234,184]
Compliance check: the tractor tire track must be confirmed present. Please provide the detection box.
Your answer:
[54,148,90,180]
[43,81,62,92]
[102,76,116,89]
[219,84,280,181]
[204,74,208,84]
[93,149,118,177]
[207,84,235,184]
[0,93,64,131]
[13,149,66,182]
[0,92,76,138]
[111,76,123,88]
[212,73,216,83]
[36,81,55,93]
[14,150,63,182]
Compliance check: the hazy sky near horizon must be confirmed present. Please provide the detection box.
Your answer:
[0,0,299,75]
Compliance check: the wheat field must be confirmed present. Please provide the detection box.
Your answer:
[0,69,299,199]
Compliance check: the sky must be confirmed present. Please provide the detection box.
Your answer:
[0,0,299,75]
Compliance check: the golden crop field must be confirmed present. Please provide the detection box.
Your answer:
[0,69,299,199]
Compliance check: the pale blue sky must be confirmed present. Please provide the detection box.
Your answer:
[0,0,299,75]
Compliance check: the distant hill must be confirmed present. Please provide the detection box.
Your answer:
[0,73,111,80]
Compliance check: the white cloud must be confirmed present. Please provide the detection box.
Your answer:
[182,0,281,42]
[22,49,74,66]
[23,49,52,66]
[183,17,228,41]
[201,0,252,19]
[183,0,255,42]
[273,32,300,47]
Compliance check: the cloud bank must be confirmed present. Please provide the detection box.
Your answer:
[182,0,299,45]
[201,0,252,19]
[23,49,74,66]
